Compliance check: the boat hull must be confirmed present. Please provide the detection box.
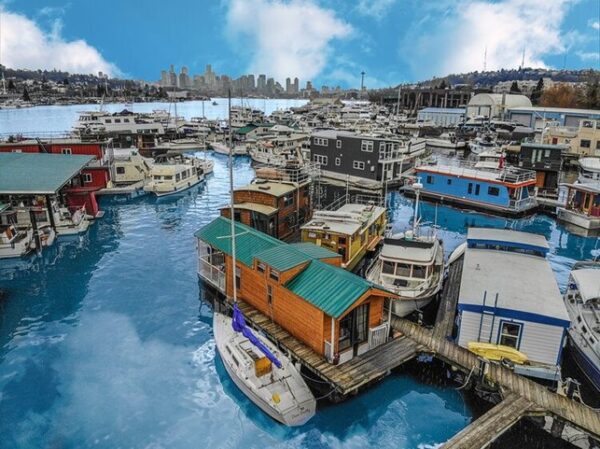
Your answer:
[153,177,203,198]
[391,297,434,317]
[568,337,600,392]
[557,208,600,230]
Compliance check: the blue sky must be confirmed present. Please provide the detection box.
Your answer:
[1,0,599,88]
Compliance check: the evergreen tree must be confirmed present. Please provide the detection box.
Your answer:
[22,86,31,102]
[509,81,521,93]
[530,77,544,104]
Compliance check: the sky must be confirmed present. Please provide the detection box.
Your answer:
[0,0,599,89]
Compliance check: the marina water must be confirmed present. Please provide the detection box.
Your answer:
[0,102,598,449]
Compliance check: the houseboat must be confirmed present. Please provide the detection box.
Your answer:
[578,157,600,185]
[412,161,537,216]
[211,139,251,156]
[301,198,387,271]
[469,134,499,155]
[0,205,34,259]
[474,149,502,170]
[220,177,311,241]
[15,199,90,236]
[248,134,308,167]
[366,181,444,317]
[557,183,600,231]
[143,156,204,197]
[196,217,395,366]
[518,143,565,195]
[111,148,154,188]
[564,261,600,392]
[456,228,570,381]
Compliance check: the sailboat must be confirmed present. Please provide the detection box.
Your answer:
[366,179,444,317]
[213,92,316,426]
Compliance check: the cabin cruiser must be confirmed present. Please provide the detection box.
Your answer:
[366,181,444,316]
[474,149,503,170]
[578,157,600,186]
[73,110,166,136]
[211,139,251,156]
[143,155,204,197]
[248,134,307,166]
[214,306,316,426]
[153,138,206,153]
[15,200,90,236]
[111,148,154,187]
[229,106,265,129]
[469,134,499,155]
[0,206,35,259]
[564,261,600,392]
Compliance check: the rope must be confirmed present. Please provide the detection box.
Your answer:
[455,365,476,391]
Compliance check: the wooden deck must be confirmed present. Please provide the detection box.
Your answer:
[390,317,600,439]
[441,393,539,449]
[237,300,418,395]
[433,256,463,340]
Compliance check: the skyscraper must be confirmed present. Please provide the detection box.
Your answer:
[293,77,299,94]
[285,77,291,94]
[257,74,266,94]
[169,65,177,87]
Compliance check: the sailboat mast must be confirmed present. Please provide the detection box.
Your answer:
[228,90,238,303]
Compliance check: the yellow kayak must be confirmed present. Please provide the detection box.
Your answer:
[467,342,529,365]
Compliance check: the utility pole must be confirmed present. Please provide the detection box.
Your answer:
[0,7,6,95]
[360,71,365,98]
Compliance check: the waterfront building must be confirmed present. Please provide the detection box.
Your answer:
[413,161,537,216]
[557,183,600,231]
[544,119,600,157]
[196,216,394,364]
[466,93,532,120]
[517,142,565,194]
[456,228,570,381]
[220,178,312,241]
[417,107,466,127]
[310,130,427,188]
[509,107,600,131]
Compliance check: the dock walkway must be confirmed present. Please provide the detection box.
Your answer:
[433,256,463,340]
[390,316,600,438]
[237,301,418,396]
[441,393,539,449]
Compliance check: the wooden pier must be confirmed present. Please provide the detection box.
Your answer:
[441,393,541,449]
[433,256,463,340]
[237,300,419,396]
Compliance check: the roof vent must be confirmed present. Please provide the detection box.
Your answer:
[258,185,271,190]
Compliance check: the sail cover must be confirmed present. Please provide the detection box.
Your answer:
[232,303,282,368]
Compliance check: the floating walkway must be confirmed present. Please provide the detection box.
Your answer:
[236,300,418,397]
[441,393,540,449]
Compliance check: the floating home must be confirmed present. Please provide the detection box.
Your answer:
[413,162,537,216]
[456,228,570,381]
[517,143,566,195]
[557,183,600,231]
[196,217,395,365]
[301,200,387,271]
[220,178,311,241]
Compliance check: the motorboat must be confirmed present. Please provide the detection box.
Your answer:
[469,134,499,155]
[16,201,90,236]
[211,140,249,156]
[578,157,600,185]
[564,261,600,391]
[144,156,204,197]
[474,149,503,170]
[366,180,444,316]
[214,307,316,426]
[0,207,35,259]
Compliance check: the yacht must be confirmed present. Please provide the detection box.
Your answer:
[211,140,250,156]
[143,156,204,197]
[214,307,316,426]
[366,181,444,316]
[578,157,600,185]
[16,201,90,236]
[111,148,154,187]
[469,134,499,155]
[248,134,307,166]
[474,149,503,170]
[564,261,600,392]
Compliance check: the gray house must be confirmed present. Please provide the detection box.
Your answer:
[310,130,427,188]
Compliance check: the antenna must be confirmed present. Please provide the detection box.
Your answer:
[360,71,365,95]
[521,47,526,69]
[0,7,5,96]
[483,46,487,72]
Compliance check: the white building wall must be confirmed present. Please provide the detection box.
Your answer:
[457,311,564,366]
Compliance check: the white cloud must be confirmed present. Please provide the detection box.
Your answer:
[226,0,352,83]
[0,9,120,76]
[591,20,600,30]
[577,51,599,61]
[401,0,576,78]
[356,0,396,19]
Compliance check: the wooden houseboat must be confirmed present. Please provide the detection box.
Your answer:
[196,217,395,365]
[456,228,570,381]
[412,161,538,216]
[557,183,600,231]
[220,166,317,241]
[301,198,387,271]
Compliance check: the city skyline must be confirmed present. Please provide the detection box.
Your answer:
[0,0,597,89]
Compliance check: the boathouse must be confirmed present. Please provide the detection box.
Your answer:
[196,217,395,364]
[456,228,570,380]
[220,179,311,241]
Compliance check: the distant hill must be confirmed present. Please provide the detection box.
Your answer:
[414,68,598,88]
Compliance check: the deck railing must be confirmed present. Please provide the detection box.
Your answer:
[198,256,226,293]
[368,322,389,349]
[509,196,537,211]
[322,192,384,211]
[324,340,334,363]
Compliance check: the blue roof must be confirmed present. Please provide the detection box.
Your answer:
[0,153,93,195]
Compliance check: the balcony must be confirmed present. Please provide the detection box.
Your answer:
[198,255,226,293]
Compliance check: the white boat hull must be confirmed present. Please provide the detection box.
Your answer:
[0,229,34,259]
[213,312,316,426]
[391,297,435,317]
[557,208,600,230]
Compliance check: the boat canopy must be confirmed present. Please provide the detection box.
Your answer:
[571,268,600,303]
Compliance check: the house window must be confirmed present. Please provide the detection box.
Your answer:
[336,140,342,149]
[468,183,473,194]
[235,265,241,290]
[361,140,374,152]
[447,178,452,185]
[488,186,500,196]
[257,262,266,273]
[314,137,329,146]
[105,119,112,123]
[270,269,280,282]
[335,157,341,166]
[267,285,273,306]
[353,161,365,170]
[383,260,395,274]
[61,148,72,155]
[116,166,125,174]
[338,303,369,351]
[379,142,386,152]
[313,154,328,165]
[498,321,522,349]
[426,175,434,184]
[83,173,93,183]
[283,194,294,207]
[596,141,600,150]
[475,184,480,195]
[581,139,591,148]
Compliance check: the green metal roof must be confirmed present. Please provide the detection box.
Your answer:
[289,242,341,260]
[254,246,312,271]
[0,153,93,195]
[235,125,258,135]
[285,259,373,318]
[0,203,10,213]
[194,216,281,267]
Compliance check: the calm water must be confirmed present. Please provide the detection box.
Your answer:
[0,98,309,135]
[0,104,598,449]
